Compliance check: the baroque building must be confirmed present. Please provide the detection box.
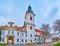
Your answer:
[0,5,50,44]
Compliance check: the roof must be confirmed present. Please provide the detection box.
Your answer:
[0,22,51,35]
[35,29,44,37]
[35,29,44,34]
[0,26,8,29]
[0,25,27,32]
[35,29,51,37]
[13,25,26,31]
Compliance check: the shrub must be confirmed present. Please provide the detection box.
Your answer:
[54,42,60,46]
[0,43,6,46]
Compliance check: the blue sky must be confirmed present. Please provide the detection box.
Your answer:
[0,0,60,29]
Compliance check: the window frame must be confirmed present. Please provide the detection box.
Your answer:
[25,33,27,37]
[30,34,32,37]
[22,39,23,42]
[30,16,32,20]
[8,31,10,34]
[30,26,32,30]
[25,39,27,42]
[17,32,19,35]
[2,38,4,42]
[30,39,32,42]
[17,39,19,42]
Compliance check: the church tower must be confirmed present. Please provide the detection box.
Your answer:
[25,5,35,25]
[25,5,35,43]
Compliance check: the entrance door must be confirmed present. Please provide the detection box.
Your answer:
[8,39,12,44]
[7,36,14,44]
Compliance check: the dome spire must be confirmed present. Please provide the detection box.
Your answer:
[28,4,31,11]
[27,4,33,13]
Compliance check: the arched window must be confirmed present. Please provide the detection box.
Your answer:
[30,17,32,20]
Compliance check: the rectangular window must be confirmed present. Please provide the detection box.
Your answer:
[2,38,4,42]
[12,31,14,34]
[2,31,4,34]
[25,33,27,37]
[17,32,19,35]
[17,39,19,42]
[22,33,24,36]
[22,39,23,42]
[30,34,32,37]
[35,38,36,40]
[25,39,27,42]
[8,31,10,34]
[30,40,32,42]
[30,26,32,30]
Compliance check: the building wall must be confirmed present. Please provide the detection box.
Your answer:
[1,29,31,44]
[25,13,35,24]
[26,25,35,43]
[25,12,35,43]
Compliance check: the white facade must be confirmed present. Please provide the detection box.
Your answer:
[0,5,50,45]
[0,5,36,44]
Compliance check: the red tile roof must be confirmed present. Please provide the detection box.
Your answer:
[35,29,44,33]
[0,25,27,32]
[0,26,7,29]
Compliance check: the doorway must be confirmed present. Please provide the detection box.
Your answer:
[7,36,14,44]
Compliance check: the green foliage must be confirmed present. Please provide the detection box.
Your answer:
[0,43,6,46]
[54,42,60,46]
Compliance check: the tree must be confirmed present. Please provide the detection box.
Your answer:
[53,19,60,35]
[40,23,51,43]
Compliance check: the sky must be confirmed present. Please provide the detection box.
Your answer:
[0,0,60,29]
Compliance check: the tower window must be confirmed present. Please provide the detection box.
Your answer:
[30,26,32,30]
[30,17,32,20]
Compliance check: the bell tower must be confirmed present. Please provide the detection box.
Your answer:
[25,5,35,26]
[25,5,35,43]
